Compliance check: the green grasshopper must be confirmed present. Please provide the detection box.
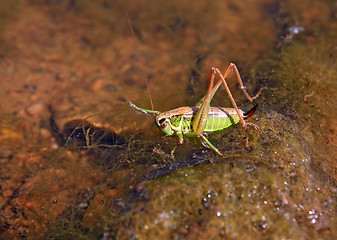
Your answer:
[129,63,261,156]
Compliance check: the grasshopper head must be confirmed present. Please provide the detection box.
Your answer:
[155,116,174,136]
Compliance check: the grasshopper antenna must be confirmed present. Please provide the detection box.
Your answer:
[125,10,155,116]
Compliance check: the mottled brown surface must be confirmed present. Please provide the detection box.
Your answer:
[0,0,336,239]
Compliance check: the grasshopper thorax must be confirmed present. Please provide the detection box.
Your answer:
[155,106,195,136]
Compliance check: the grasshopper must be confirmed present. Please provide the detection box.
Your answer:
[129,63,261,156]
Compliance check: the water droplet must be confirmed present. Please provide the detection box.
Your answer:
[253,220,268,231]
[288,26,304,35]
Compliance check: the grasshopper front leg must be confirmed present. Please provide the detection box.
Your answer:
[170,134,184,156]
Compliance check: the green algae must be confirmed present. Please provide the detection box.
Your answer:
[268,41,337,134]
[259,0,337,185]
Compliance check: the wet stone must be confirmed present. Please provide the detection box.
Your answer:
[114,112,337,239]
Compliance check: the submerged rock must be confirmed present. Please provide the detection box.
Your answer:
[116,112,336,239]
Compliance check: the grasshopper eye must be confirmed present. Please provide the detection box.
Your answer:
[159,118,167,129]
[160,122,167,129]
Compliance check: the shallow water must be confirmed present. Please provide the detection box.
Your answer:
[0,0,336,239]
